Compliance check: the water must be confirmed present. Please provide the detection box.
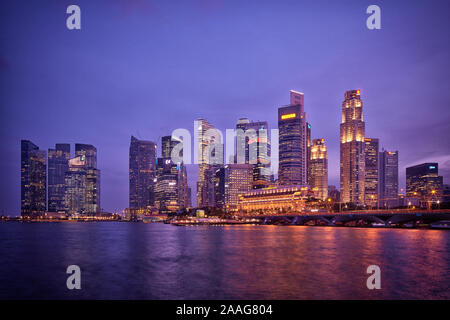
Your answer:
[0,222,449,299]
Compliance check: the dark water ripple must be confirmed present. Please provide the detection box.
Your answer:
[0,222,449,299]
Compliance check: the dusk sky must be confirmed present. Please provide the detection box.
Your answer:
[1,0,449,215]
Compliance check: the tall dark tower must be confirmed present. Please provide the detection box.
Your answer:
[21,140,46,217]
[129,136,157,210]
[236,118,271,188]
[364,138,379,206]
[340,90,365,204]
[380,150,399,208]
[48,144,70,212]
[75,143,100,214]
[278,90,307,186]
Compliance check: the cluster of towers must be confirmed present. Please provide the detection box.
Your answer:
[129,135,190,216]
[21,90,445,217]
[21,141,100,217]
[339,90,401,207]
[194,90,330,212]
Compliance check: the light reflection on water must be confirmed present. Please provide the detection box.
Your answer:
[0,222,449,299]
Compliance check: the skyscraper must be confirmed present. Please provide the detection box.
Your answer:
[379,149,399,208]
[161,135,182,160]
[129,136,157,210]
[75,143,97,169]
[278,90,307,186]
[406,162,442,201]
[75,144,100,214]
[196,118,223,207]
[214,167,226,209]
[306,122,312,187]
[162,135,189,211]
[364,138,379,206]
[48,143,70,212]
[340,90,365,204]
[309,139,328,201]
[236,118,271,189]
[186,187,192,208]
[154,158,180,213]
[178,163,189,210]
[65,155,87,215]
[215,164,253,210]
[21,140,46,217]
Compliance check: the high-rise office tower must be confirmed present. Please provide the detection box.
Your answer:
[161,135,188,211]
[75,144,97,169]
[178,163,189,209]
[309,139,328,201]
[129,136,157,210]
[215,164,253,210]
[154,158,180,213]
[75,144,100,214]
[21,140,46,217]
[186,187,192,208]
[161,135,182,160]
[236,118,271,189]
[379,149,399,208]
[278,90,307,186]
[196,118,223,207]
[214,167,226,209]
[306,122,312,187]
[65,155,87,215]
[364,138,379,206]
[48,144,70,212]
[340,90,365,204]
[406,162,442,200]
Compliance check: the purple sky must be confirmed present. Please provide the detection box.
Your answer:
[1,0,449,215]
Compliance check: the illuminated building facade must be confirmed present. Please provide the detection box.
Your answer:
[201,164,223,208]
[306,122,312,187]
[406,162,443,202]
[21,140,46,217]
[340,90,365,204]
[379,150,399,208]
[75,144,100,214]
[48,143,70,212]
[155,158,180,213]
[214,167,226,208]
[238,185,308,213]
[161,135,188,210]
[162,135,182,160]
[65,155,87,215]
[129,136,157,210]
[309,139,328,201]
[196,118,223,207]
[178,163,189,209]
[278,90,307,186]
[364,138,379,206]
[236,118,271,189]
[224,164,253,210]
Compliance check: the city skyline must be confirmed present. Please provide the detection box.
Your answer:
[1,0,450,214]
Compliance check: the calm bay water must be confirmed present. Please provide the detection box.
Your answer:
[0,222,449,299]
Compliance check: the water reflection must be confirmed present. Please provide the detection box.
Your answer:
[0,223,449,299]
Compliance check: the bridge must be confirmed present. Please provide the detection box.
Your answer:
[237,209,450,227]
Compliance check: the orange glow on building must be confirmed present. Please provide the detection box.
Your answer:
[238,185,308,213]
[281,113,296,120]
